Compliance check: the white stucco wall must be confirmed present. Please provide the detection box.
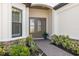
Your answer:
[55,4,79,40]
[0,3,29,41]
[48,9,52,35]
[52,10,59,35]
[0,4,2,40]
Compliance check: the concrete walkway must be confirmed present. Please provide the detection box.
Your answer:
[35,40,73,56]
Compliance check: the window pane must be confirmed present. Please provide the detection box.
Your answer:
[38,20,41,31]
[12,7,22,37]
[12,12,20,23]
[12,7,22,23]
[30,19,34,33]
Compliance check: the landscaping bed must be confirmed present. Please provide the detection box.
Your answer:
[50,34,79,56]
[0,36,46,56]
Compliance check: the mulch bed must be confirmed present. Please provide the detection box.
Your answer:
[50,43,79,56]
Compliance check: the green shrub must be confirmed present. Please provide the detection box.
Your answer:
[71,43,79,54]
[26,36,33,47]
[30,41,39,55]
[26,36,39,55]
[9,45,30,56]
[51,34,59,44]
[58,35,64,45]
[51,34,57,42]
[76,47,79,54]
[0,46,5,56]
[62,40,68,48]
[64,39,71,49]
[18,38,26,46]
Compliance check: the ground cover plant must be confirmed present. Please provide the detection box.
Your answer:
[51,34,79,55]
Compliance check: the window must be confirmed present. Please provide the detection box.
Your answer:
[12,7,22,37]
[30,19,35,33]
[37,20,41,32]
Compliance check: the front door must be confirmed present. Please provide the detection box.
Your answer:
[29,17,46,38]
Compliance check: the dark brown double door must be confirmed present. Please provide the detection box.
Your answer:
[29,17,46,38]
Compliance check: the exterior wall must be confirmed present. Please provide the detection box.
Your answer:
[1,3,11,41]
[0,3,29,41]
[0,4,2,40]
[52,10,58,35]
[55,4,79,40]
[29,8,49,18]
[48,9,52,35]
[29,8,53,36]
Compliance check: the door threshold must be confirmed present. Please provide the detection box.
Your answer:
[33,38,44,40]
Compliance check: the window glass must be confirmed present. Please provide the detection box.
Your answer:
[30,19,34,33]
[12,7,22,37]
[38,20,41,32]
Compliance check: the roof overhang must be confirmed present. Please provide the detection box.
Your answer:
[23,3,31,7]
[23,3,68,10]
[53,3,68,10]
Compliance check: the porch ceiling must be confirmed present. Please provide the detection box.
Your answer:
[31,3,59,8]
[24,3,68,10]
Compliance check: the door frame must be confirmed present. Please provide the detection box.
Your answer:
[29,17,47,38]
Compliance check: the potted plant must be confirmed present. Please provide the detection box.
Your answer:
[42,32,49,40]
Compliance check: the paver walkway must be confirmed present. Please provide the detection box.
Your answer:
[35,39,73,56]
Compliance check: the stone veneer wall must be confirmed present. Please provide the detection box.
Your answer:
[0,38,26,51]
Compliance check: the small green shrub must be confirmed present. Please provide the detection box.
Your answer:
[51,34,59,44]
[76,47,79,54]
[0,46,5,56]
[58,35,64,45]
[26,36,33,47]
[9,45,30,56]
[51,34,57,42]
[18,38,26,46]
[62,42,67,48]
[30,41,39,55]
[26,36,39,55]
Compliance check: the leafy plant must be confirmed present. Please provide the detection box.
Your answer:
[51,34,59,44]
[42,32,49,39]
[0,46,5,56]
[18,38,26,46]
[26,36,33,47]
[26,36,40,55]
[30,41,39,55]
[9,45,30,56]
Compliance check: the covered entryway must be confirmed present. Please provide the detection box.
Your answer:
[29,17,46,38]
[29,4,53,39]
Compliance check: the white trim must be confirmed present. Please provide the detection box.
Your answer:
[0,36,27,42]
[46,17,48,33]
